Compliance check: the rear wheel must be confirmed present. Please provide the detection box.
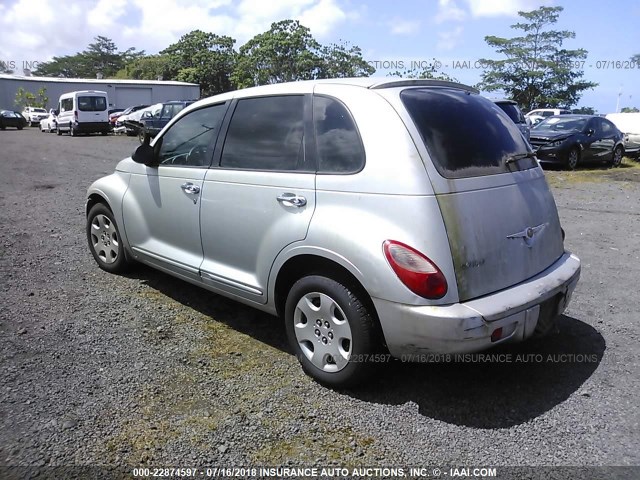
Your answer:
[611,145,623,167]
[285,275,377,388]
[56,126,62,135]
[566,147,579,170]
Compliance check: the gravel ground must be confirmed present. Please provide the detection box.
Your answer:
[1,128,639,475]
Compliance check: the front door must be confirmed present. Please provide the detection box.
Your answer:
[122,103,228,281]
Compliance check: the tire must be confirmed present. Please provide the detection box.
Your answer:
[69,123,75,136]
[285,275,377,388]
[56,126,62,136]
[0,125,5,130]
[17,125,23,130]
[101,131,108,136]
[566,147,579,170]
[611,145,623,167]
[86,204,130,274]
[138,129,146,144]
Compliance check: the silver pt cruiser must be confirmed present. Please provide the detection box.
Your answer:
[86,78,581,387]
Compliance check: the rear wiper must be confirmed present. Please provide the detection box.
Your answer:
[505,151,537,165]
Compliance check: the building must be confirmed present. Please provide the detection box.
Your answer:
[0,74,200,110]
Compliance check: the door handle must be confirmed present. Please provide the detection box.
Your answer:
[181,182,200,194]
[276,193,307,207]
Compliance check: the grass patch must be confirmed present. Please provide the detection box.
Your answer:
[545,157,640,187]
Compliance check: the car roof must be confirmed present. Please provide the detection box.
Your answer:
[188,77,478,111]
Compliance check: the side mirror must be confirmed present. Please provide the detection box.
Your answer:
[132,135,156,166]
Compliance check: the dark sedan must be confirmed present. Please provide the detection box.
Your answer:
[0,110,27,130]
[530,115,624,169]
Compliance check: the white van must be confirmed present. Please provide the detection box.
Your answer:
[57,90,110,136]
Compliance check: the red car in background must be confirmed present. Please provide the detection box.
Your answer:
[109,105,148,127]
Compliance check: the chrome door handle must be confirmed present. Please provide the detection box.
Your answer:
[276,193,307,207]
[181,182,200,194]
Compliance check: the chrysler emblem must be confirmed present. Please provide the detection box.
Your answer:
[507,223,548,248]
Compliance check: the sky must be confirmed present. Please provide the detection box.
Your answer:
[1,0,639,113]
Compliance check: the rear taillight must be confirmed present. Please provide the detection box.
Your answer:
[383,240,448,299]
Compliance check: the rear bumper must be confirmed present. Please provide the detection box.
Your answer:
[373,252,581,360]
[74,122,110,133]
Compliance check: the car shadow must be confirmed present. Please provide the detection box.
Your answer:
[348,314,605,429]
[123,266,604,429]
[123,264,291,352]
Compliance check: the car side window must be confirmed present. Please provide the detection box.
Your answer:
[220,96,304,171]
[156,104,226,167]
[600,119,613,134]
[313,96,365,173]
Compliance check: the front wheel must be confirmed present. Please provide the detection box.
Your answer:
[611,146,623,167]
[86,204,130,274]
[285,275,377,388]
[566,147,579,170]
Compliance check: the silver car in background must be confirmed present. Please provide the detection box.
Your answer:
[86,78,581,388]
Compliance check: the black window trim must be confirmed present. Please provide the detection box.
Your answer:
[154,101,231,169]
[211,93,316,174]
[312,94,366,176]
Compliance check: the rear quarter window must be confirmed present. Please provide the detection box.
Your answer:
[401,88,534,179]
[313,96,364,173]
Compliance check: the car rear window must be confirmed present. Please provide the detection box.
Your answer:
[401,88,534,179]
[78,96,107,112]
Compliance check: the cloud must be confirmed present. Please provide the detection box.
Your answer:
[298,0,347,37]
[465,0,553,17]
[87,0,128,30]
[0,0,351,73]
[435,0,466,23]
[389,18,420,36]
[437,26,464,50]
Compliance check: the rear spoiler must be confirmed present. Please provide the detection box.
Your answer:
[368,79,478,94]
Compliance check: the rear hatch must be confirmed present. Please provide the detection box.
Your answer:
[400,88,564,302]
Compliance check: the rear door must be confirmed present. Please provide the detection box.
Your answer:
[198,94,315,303]
[397,88,564,302]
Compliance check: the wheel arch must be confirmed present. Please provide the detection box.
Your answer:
[272,251,387,348]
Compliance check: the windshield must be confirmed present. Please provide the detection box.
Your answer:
[78,96,107,112]
[533,116,587,133]
[401,88,534,179]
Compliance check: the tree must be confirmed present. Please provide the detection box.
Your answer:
[35,36,143,78]
[477,6,597,111]
[0,61,13,74]
[160,30,236,96]
[115,54,173,80]
[572,106,595,114]
[317,41,374,78]
[232,20,323,88]
[15,87,48,109]
[621,107,639,113]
